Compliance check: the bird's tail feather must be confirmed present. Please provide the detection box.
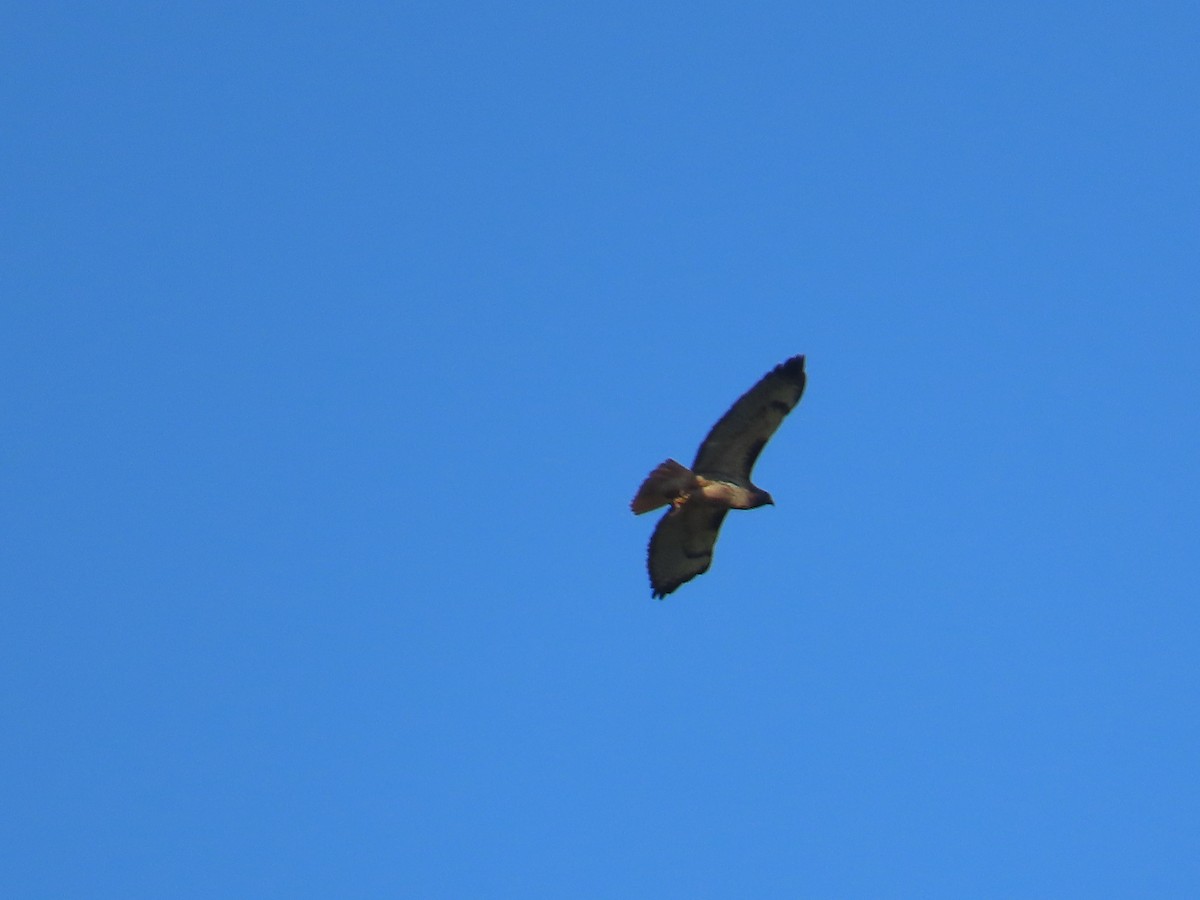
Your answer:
[630,459,695,514]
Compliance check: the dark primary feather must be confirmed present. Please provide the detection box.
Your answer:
[648,506,729,598]
[691,355,806,479]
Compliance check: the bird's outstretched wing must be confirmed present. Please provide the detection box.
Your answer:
[691,355,806,479]
[647,505,729,599]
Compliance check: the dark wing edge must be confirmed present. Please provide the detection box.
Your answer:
[691,355,806,479]
[647,505,729,598]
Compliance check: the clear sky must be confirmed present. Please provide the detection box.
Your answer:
[3,2,1198,897]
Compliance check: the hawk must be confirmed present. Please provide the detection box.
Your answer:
[631,355,807,598]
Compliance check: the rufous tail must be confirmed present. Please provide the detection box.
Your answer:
[630,459,695,514]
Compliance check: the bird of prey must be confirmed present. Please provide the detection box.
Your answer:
[631,355,807,598]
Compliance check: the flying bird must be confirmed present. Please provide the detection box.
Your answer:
[631,355,807,598]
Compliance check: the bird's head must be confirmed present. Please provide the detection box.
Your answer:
[754,489,775,508]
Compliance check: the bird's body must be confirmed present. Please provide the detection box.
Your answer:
[631,459,771,515]
[631,355,807,598]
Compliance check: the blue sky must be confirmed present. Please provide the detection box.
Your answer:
[3,2,1198,896]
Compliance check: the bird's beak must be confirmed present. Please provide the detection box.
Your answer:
[763,492,775,506]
